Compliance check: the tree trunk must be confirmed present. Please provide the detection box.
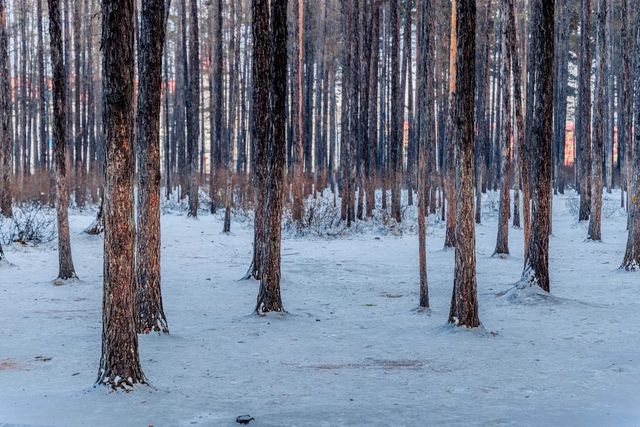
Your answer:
[135,0,169,334]
[292,0,304,223]
[443,0,457,248]
[448,0,480,328]
[48,0,78,282]
[588,0,605,242]
[495,0,511,256]
[186,0,200,217]
[249,0,269,281]
[256,0,288,314]
[620,2,640,270]
[97,0,146,389]
[576,0,592,221]
[390,0,402,223]
[521,0,554,293]
[0,0,12,218]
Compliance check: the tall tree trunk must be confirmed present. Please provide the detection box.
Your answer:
[0,0,12,217]
[417,0,433,309]
[249,0,269,281]
[97,0,146,389]
[186,0,200,217]
[256,0,288,314]
[48,0,78,282]
[495,0,511,256]
[620,2,640,270]
[520,0,554,293]
[292,0,304,223]
[389,0,401,223]
[443,0,457,248]
[135,0,169,334]
[588,0,605,241]
[448,0,480,328]
[576,0,592,221]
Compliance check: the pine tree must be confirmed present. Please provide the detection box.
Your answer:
[0,0,12,218]
[48,0,78,282]
[97,0,145,389]
[448,0,480,328]
[135,0,169,334]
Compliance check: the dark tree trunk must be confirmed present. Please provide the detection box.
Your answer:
[186,0,200,217]
[48,0,78,282]
[366,4,380,219]
[495,0,511,256]
[249,0,269,281]
[588,0,605,241]
[390,0,401,223]
[448,0,480,328]
[97,0,146,389]
[0,0,12,218]
[443,0,457,248]
[256,0,288,314]
[521,0,554,293]
[507,0,529,255]
[292,0,304,223]
[74,0,85,208]
[576,0,592,221]
[621,2,640,270]
[417,0,434,309]
[134,0,169,334]
[210,0,223,213]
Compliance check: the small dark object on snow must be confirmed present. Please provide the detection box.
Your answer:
[236,415,254,424]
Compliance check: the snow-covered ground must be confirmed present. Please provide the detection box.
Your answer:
[1,190,639,426]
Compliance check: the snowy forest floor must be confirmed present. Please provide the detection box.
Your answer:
[1,190,639,426]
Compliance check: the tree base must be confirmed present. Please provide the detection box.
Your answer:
[96,371,146,392]
[52,275,79,287]
[498,279,556,304]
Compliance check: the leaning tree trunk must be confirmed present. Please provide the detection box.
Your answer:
[448,0,480,328]
[521,0,554,293]
[134,0,169,334]
[97,0,146,389]
[0,0,13,218]
[256,0,287,314]
[620,5,640,270]
[48,0,78,282]
[587,0,605,242]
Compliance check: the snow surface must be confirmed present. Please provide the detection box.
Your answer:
[1,190,639,426]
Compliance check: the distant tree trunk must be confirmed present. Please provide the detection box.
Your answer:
[97,0,146,389]
[249,0,269,281]
[210,0,223,213]
[620,5,640,270]
[74,0,85,208]
[365,4,380,219]
[507,0,529,255]
[186,0,200,217]
[256,0,287,314]
[443,0,457,248]
[389,0,402,223]
[621,0,632,211]
[588,0,605,241]
[48,0,78,282]
[37,0,48,174]
[292,0,304,223]
[521,0,554,293]
[223,0,239,233]
[576,0,592,221]
[0,0,12,217]
[495,0,511,256]
[448,0,480,328]
[134,0,169,334]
